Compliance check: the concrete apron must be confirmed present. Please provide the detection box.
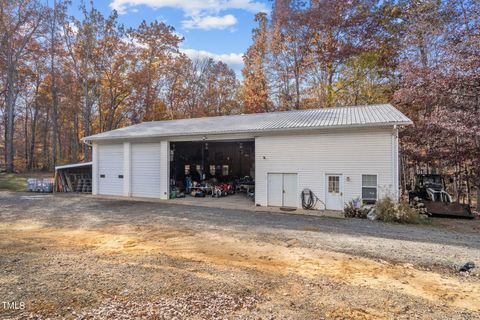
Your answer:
[89,193,344,219]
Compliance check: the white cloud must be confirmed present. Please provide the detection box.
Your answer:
[182,48,244,74]
[110,0,268,15]
[182,14,237,30]
[110,0,268,30]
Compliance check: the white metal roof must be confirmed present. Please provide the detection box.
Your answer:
[55,162,92,171]
[83,104,412,142]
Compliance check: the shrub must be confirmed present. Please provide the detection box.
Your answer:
[375,197,396,222]
[375,197,421,224]
[344,199,368,218]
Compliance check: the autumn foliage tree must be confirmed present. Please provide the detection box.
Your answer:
[240,12,270,113]
[394,0,480,209]
[0,0,47,172]
[239,0,479,207]
[0,1,239,171]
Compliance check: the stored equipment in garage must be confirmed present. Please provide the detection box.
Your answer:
[169,140,255,200]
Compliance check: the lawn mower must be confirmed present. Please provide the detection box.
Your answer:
[212,183,234,198]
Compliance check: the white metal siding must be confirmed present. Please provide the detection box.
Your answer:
[92,144,99,195]
[98,144,124,196]
[159,141,170,199]
[131,143,161,198]
[123,142,131,196]
[255,128,395,209]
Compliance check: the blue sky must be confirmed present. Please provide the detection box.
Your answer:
[70,0,271,76]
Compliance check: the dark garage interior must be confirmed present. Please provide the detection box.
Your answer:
[169,140,255,198]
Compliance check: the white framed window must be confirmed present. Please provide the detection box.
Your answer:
[362,174,377,204]
[328,176,340,193]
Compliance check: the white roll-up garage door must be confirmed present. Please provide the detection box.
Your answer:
[131,143,161,198]
[98,144,124,196]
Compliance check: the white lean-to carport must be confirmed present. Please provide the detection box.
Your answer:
[83,104,412,210]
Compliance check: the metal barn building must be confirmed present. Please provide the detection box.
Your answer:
[83,104,412,210]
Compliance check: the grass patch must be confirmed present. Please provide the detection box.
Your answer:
[0,173,28,192]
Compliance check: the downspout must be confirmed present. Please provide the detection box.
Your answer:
[392,125,398,201]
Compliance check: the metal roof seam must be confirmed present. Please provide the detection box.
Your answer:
[83,104,411,141]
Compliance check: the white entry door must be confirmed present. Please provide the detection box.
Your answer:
[131,143,161,198]
[267,173,283,206]
[98,144,124,196]
[326,174,343,210]
[267,173,298,208]
[283,173,298,207]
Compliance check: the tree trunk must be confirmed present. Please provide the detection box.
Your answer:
[28,105,39,170]
[106,107,115,132]
[477,185,480,212]
[293,50,300,110]
[51,66,59,166]
[24,106,29,168]
[5,60,16,172]
[326,62,334,108]
[465,169,471,206]
[3,113,7,166]
[50,0,60,168]
[106,87,117,131]
[42,107,50,170]
[417,32,429,69]
[28,74,41,170]
[83,115,91,161]
[83,80,91,161]
[67,113,78,163]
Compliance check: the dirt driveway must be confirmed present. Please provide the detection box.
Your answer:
[1,191,479,319]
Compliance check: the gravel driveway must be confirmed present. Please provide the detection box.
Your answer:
[1,191,479,319]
